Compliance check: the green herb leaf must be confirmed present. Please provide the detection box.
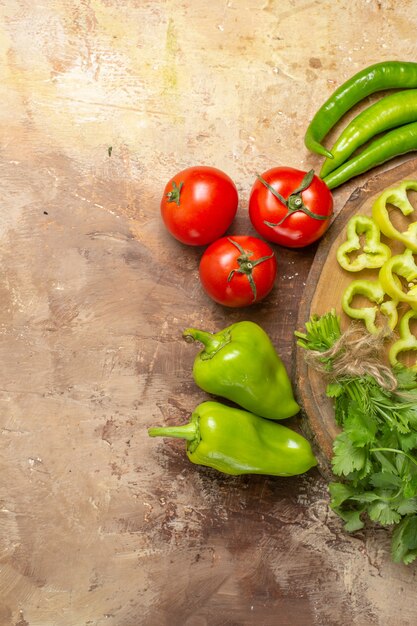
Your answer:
[394,365,417,390]
[329,482,357,507]
[334,393,351,427]
[296,310,417,564]
[334,507,365,532]
[396,497,417,516]
[368,501,401,525]
[398,431,417,453]
[370,471,402,490]
[344,403,377,447]
[332,432,369,476]
[350,492,382,504]
[326,382,344,398]
[392,515,417,563]
[402,477,417,500]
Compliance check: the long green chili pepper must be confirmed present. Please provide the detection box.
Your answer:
[320,90,417,178]
[304,61,417,159]
[322,120,417,190]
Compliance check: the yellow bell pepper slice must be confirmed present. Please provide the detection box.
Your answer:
[337,215,391,272]
[372,179,417,252]
[389,309,417,371]
[379,248,417,309]
[342,279,399,334]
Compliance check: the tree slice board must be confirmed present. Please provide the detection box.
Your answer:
[296,157,417,474]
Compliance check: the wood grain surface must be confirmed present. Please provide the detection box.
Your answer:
[2,2,417,626]
[296,157,417,469]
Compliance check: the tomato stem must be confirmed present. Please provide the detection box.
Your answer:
[226,238,274,302]
[257,170,329,228]
[166,181,183,205]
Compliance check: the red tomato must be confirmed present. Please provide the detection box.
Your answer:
[199,236,277,307]
[160,166,238,246]
[249,167,333,248]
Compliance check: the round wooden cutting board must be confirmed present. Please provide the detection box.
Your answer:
[296,157,417,473]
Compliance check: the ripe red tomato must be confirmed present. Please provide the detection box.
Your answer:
[199,236,277,307]
[160,166,238,246]
[249,167,333,248]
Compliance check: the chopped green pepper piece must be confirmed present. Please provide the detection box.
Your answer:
[379,248,417,308]
[372,180,417,252]
[336,215,391,272]
[389,309,417,371]
[342,279,399,334]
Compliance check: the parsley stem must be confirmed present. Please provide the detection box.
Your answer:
[346,381,362,403]
[373,405,396,428]
[370,447,417,468]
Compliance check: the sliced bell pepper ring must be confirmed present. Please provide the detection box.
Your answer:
[389,309,417,371]
[379,248,417,309]
[342,278,399,334]
[336,215,391,272]
[371,180,417,252]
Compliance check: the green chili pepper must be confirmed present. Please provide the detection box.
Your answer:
[342,279,399,334]
[322,121,417,190]
[372,180,417,253]
[379,248,417,308]
[305,60,417,159]
[183,321,299,420]
[336,215,391,272]
[148,401,317,476]
[320,90,417,178]
[389,309,417,371]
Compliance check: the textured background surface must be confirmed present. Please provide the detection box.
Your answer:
[1,1,417,625]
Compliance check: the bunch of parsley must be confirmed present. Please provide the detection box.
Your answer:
[296,310,417,565]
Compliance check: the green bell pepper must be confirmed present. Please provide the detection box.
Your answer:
[389,309,417,371]
[148,401,317,476]
[342,279,399,334]
[372,180,417,252]
[183,321,299,420]
[336,215,391,272]
[379,248,417,308]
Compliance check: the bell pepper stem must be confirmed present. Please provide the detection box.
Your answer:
[148,421,197,441]
[183,328,212,345]
[183,328,231,358]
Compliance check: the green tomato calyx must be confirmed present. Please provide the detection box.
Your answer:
[166,181,184,205]
[227,238,274,302]
[260,169,329,227]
